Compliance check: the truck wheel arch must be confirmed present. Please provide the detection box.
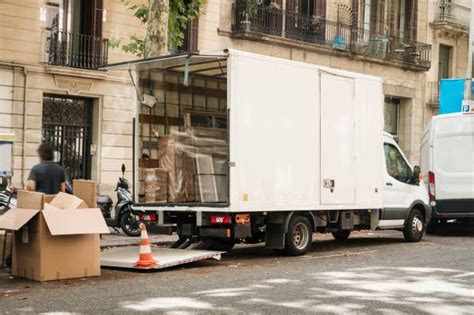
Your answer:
[282,211,316,233]
[404,201,430,227]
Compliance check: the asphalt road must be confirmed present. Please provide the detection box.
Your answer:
[1,224,473,315]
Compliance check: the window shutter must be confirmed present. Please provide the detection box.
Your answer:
[405,0,417,41]
[94,0,103,38]
[190,18,199,51]
[185,18,199,52]
[314,0,326,18]
[286,0,296,11]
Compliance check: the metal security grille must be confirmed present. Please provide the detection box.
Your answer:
[42,95,92,180]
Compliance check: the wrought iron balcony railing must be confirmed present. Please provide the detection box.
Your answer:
[433,1,470,28]
[427,81,440,106]
[47,31,108,70]
[232,1,431,70]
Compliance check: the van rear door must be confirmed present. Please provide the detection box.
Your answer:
[432,115,474,213]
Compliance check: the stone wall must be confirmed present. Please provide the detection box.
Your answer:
[0,0,146,197]
[200,0,429,163]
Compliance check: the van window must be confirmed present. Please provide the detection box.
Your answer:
[384,143,413,183]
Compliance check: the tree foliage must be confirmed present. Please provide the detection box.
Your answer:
[109,0,204,57]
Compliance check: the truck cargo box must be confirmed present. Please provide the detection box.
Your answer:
[107,50,383,213]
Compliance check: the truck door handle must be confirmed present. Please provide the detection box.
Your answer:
[386,182,393,186]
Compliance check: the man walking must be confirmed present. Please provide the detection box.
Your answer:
[27,143,66,194]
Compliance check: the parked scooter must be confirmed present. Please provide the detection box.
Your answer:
[0,176,16,214]
[96,164,141,236]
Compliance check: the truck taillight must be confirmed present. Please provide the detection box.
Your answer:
[210,215,231,225]
[428,171,436,204]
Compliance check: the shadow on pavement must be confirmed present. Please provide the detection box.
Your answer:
[427,222,474,237]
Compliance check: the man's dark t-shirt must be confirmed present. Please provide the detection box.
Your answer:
[28,162,65,194]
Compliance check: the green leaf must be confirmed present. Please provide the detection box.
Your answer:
[108,38,121,48]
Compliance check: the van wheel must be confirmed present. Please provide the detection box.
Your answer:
[332,230,351,242]
[283,215,312,256]
[403,209,425,242]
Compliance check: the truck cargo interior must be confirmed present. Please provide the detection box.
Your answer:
[126,53,229,206]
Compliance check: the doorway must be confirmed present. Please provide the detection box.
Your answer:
[42,94,93,181]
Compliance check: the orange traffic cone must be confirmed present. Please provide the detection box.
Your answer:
[135,223,158,267]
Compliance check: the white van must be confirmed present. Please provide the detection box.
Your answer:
[420,113,474,225]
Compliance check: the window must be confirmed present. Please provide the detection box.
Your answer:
[438,44,452,80]
[181,0,199,52]
[47,0,106,69]
[185,112,227,129]
[298,0,313,16]
[384,143,413,183]
[286,0,326,17]
[46,0,103,37]
[398,0,406,39]
[384,97,400,136]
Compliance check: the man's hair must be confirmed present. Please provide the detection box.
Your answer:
[37,143,54,161]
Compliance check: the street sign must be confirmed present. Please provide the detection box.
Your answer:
[461,100,474,114]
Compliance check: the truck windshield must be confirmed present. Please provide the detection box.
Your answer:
[384,143,413,183]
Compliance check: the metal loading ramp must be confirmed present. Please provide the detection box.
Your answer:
[100,247,222,270]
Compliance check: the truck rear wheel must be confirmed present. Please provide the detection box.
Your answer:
[332,230,351,242]
[283,215,312,256]
[403,209,425,242]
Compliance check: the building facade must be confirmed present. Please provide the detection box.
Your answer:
[0,0,146,195]
[4,0,469,196]
[195,0,433,164]
[425,0,471,121]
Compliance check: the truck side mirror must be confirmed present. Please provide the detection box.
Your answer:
[411,166,421,185]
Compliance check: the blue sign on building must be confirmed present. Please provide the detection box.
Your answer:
[439,79,465,114]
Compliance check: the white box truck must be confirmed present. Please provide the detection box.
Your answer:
[420,112,474,226]
[108,50,430,255]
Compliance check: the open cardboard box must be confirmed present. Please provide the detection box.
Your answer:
[0,186,109,281]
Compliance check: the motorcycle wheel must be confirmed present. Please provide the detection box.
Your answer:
[119,211,141,237]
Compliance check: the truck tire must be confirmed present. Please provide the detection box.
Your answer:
[403,209,425,242]
[283,215,313,256]
[332,230,351,242]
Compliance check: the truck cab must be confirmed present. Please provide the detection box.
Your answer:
[381,132,431,240]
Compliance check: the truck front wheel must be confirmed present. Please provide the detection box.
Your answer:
[283,215,313,256]
[403,209,425,242]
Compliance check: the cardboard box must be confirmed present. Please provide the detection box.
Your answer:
[49,192,89,209]
[0,190,109,281]
[144,168,168,203]
[73,180,97,208]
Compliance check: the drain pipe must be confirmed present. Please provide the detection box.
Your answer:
[0,62,28,187]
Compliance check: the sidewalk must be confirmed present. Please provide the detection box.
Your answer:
[100,229,179,249]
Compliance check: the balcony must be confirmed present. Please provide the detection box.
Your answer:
[231,1,431,71]
[432,1,470,32]
[47,31,108,70]
[427,81,440,107]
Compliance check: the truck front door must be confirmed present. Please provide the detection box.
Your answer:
[381,142,414,227]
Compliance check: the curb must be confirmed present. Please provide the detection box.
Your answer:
[100,241,176,249]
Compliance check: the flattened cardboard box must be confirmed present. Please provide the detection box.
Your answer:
[0,190,109,281]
